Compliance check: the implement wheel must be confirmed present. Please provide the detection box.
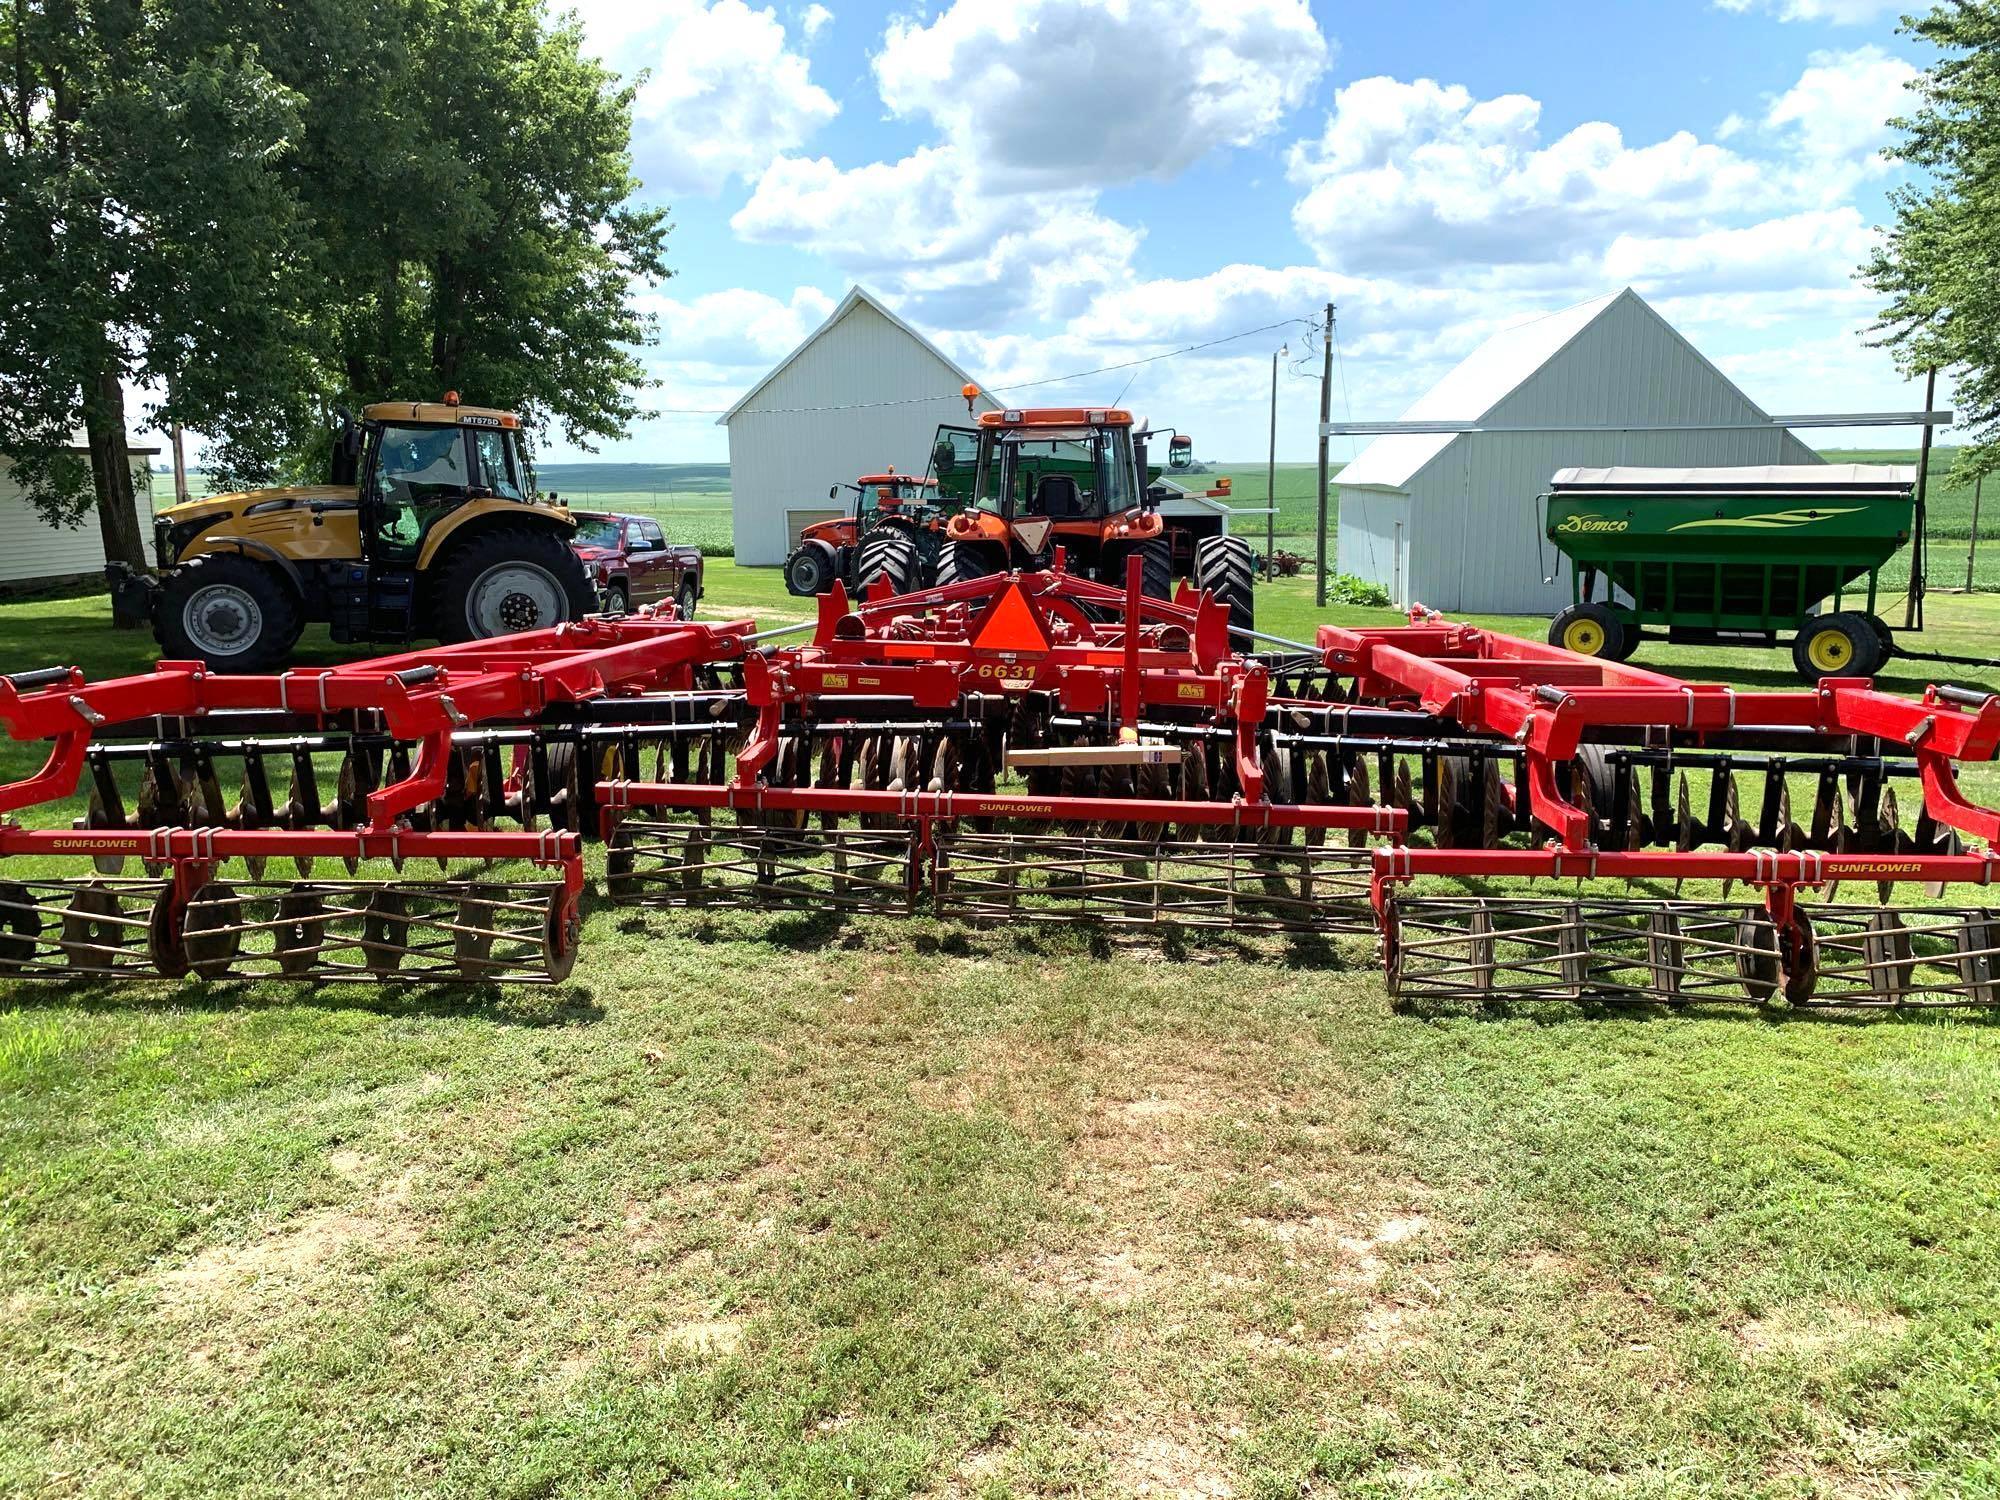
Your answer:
[1792,611,1884,682]
[1549,601,1625,661]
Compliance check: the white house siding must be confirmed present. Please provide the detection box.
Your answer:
[0,457,158,586]
[1334,489,1412,606]
[726,297,998,566]
[1337,291,1821,616]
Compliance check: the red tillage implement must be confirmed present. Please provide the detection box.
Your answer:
[1,556,1996,1006]
[0,615,750,981]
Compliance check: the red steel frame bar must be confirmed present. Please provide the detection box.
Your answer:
[0,616,752,828]
[1320,612,2000,851]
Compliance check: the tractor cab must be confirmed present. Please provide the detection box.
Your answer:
[920,406,1255,638]
[334,396,556,563]
[929,409,1153,520]
[849,470,940,527]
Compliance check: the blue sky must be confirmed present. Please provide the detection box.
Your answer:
[546,0,1940,462]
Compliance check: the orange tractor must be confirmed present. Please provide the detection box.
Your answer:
[784,470,945,597]
[925,406,1255,641]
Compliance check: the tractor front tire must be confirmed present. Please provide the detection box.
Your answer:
[855,527,923,596]
[433,528,595,643]
[158,552,301,672]
[1194,534,1255,647]
[935,541,1002,589]
[1549,601,1625,660]
[785,545,832,597]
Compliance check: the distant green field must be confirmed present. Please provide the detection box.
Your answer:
[175,445,1998,585]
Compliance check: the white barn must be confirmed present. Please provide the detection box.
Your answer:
[722,286,999,567]
[1335,289,1821,614]
[0,441,160,590]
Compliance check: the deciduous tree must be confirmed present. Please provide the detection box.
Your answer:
[1867,1,2000,480]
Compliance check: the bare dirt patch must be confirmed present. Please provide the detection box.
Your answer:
[654,1318,743,1357]
[1736,1305,1910,1360]
[1098,1416,1238,1498]
[152,1167,419,1304]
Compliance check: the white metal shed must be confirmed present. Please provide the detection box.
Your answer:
[1334,289,1821,614]
[721,287,999,566]
[0,442,160,590]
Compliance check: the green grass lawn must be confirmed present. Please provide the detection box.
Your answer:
[5,585,2000,1496]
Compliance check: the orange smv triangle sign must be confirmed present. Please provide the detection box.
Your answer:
[973,581,1050,654]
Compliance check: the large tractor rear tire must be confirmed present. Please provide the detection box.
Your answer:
[158,552,301,672]
[935,541,1002,588]
[433,527,595,643]
[855,527,923,595]
[1194,534,1255,648]
[1112,536,1174,601]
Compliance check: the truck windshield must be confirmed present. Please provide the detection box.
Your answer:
[574,517,622,547]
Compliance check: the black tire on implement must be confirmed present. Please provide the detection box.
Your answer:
[935,541,1002,589]
[432,527,595,643]
[158,551,301,672]
[1194,533,1255,648]
[856,527,924,594]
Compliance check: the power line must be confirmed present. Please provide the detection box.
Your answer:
[654,316,1315,418]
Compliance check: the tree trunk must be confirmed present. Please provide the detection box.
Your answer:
[82,356,148,627]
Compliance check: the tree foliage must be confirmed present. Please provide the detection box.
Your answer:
[0,0,669,571]
[0,0,307,571]
[1866,1,2000,480]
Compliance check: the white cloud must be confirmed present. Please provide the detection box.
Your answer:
[801,3,831,42]
[579,1,837,196]
[1712,0,1905,22]
[732,146,1145,326]
[1601,208,1879,295]
[1763,45,1917,178]
[636,285,837,368]
[1288,76,1769,275]
[872,0,1329,188]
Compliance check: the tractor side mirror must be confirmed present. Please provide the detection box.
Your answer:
[329,408,361,485]
[828,484,839,499]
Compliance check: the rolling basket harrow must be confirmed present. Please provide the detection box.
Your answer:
[1,552,1995,1007]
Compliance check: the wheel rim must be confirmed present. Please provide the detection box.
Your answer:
[183,583,264,657]
[466,561,566,636]
[1807,628,1852,672]
[788,555,820,591]
[1562,618,1606,656]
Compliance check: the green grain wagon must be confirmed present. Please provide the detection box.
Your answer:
[1541,464,1916,681]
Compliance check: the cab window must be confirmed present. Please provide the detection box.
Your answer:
[471,429,526,501]
[638,521,666,550]
[371,424,468,550]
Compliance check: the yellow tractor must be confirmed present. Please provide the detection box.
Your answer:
[112,396,594,670]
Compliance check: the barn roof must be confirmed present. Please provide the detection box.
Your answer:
[719,285,984,425]
[1333,288,1758,492]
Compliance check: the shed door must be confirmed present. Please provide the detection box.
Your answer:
[787,508,841,545]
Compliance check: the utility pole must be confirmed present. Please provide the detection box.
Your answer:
[1314,302,1334,609]
[170,424,189,506]
[1904,365,1937,630]
[1266,347,1280,579]
[1969,474,1984,591]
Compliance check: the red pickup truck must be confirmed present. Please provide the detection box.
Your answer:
[570,511,704,617]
